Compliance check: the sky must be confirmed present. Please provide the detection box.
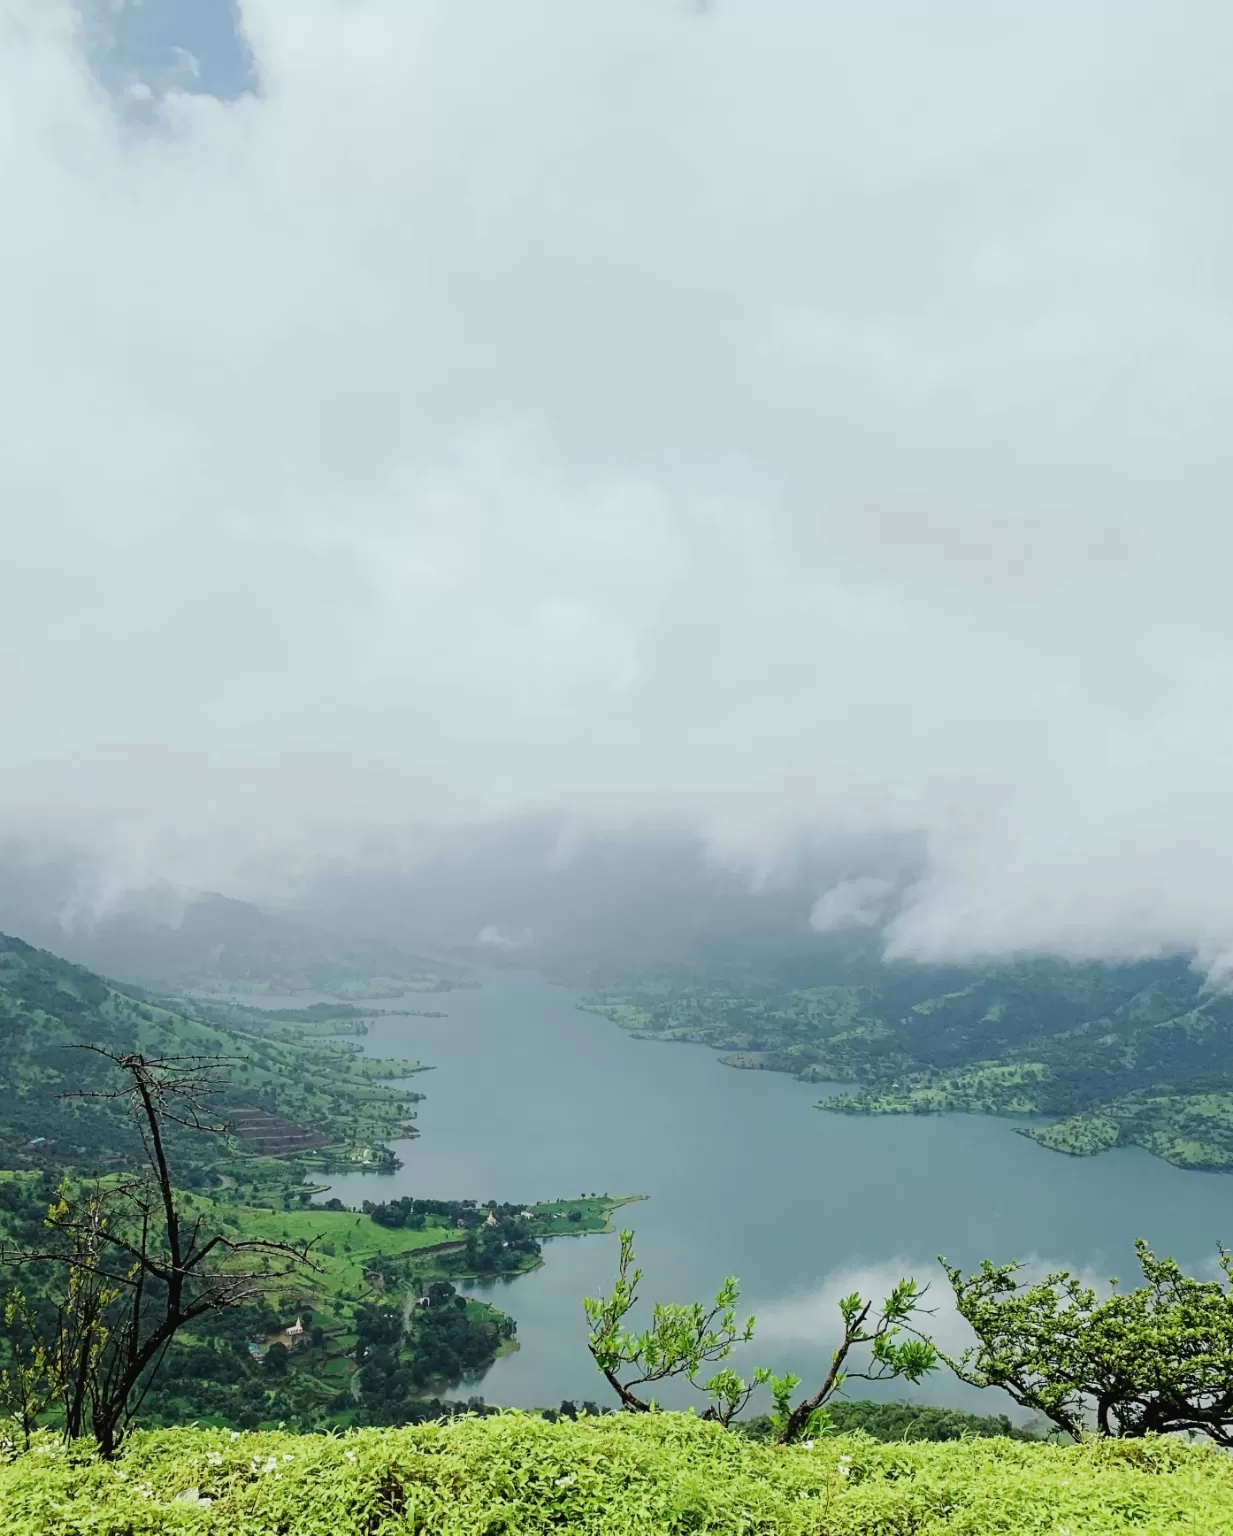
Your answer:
[6,1,1233,966]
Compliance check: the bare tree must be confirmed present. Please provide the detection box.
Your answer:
[1,1049,318,1456]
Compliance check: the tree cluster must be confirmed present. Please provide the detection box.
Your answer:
[943,1241,1233,1442]
[354,1281,514,1422]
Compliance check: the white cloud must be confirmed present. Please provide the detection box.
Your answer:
[751,1250,1135,1367]
[810,877,896,934]
[476,925,534,951]
[6,1,1233,960]
[168,46,201,79]
[753,1258,965,1356]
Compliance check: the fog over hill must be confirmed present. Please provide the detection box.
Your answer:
[0,826,903,982]
[6,4,1233,972]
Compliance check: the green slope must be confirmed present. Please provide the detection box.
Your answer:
[0,930,425,1174]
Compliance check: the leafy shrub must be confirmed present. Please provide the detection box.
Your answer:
[0,1410,1229,1535]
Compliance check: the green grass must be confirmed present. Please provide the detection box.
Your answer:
[2,1414,1230,1534]
[1022,1092,1233,1170]
[528,1196,643,1236]
[197,1194,636,1321]
[821,1061,1053,1119]
[212,1203,464,1309]
[1025,1113,1123,1158]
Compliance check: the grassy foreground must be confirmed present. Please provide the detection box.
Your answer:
[2,1414,1230,1535]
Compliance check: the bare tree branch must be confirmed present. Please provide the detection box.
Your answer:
[4,1049,319,1456]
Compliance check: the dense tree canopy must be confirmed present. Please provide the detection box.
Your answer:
[944,1240,1233,1443]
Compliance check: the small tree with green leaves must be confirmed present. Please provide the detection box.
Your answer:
[0,1292,59,1447]
[766,1278,939,1444]
[584,1231,937,1440]
[583,1231,757,1423]
[942,1239,1233,1444]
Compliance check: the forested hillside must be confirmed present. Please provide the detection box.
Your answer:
[0,931,630,1432]
[0,930,426,1175]
[581,955,1233,1169]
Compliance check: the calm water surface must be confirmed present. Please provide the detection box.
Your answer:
[308,971,1232,1418]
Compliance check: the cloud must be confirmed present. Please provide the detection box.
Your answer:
[752,1258,969,1359]
[6,1,1233,961]
[476,925,534,951]
[168,47,201,80]
[810,877,896,934]
[749,1250,1145,1422]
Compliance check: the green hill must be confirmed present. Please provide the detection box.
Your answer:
[1,1414,1228,1535]
[0,931,632,1432]
[581,956,1233,1170]
[0,929,426,1176]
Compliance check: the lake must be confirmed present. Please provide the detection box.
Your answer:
[314,969,1233,1420]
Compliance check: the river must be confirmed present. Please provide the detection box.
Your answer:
[311,969,1232,1421]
